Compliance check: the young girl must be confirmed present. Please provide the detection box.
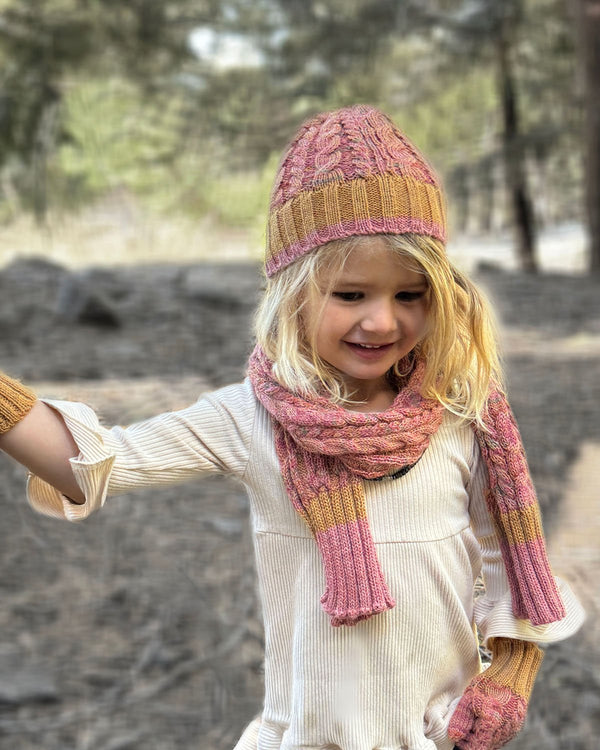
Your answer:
[0,105,584,750]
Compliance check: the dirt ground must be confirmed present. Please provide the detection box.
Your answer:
[0,257,599,750]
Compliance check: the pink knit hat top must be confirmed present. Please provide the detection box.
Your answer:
[265,104,447,277]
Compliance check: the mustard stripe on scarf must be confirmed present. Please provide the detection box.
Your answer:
[248,347,565,627]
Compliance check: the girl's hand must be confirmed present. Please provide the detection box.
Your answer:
[448,638,543,750]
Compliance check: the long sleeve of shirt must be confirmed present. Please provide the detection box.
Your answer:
[27,381,255,521]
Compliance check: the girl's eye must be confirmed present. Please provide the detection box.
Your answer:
[396,291,425,302]
[331,290,426,302]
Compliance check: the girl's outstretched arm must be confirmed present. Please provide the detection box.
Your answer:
[4,374,255,522]
[0,374,84,504]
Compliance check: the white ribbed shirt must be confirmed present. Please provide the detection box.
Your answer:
[28,380,584,750]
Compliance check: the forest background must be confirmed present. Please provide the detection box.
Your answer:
[0,0,599,273]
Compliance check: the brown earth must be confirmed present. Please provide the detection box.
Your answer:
[0,257,599,750]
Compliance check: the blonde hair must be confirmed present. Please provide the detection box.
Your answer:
[254,234,503,424]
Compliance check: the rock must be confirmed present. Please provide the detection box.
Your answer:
[183,266,259,308]
[56,272,121,327]
[0,666,58,704]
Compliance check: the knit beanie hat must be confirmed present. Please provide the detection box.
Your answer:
[265,104,447,277]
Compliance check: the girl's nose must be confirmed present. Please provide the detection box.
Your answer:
[360,300,397,335]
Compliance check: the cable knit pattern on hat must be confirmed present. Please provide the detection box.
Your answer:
[266,105,447,277]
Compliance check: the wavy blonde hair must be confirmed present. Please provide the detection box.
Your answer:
[253,233,503,424]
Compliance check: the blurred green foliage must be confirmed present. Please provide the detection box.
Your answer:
[52,75,274,228]
[57,79,187,205]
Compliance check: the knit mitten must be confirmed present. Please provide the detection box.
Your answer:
[0,372,37,434]
[448,637,543,750]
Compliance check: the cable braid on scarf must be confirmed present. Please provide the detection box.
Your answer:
[474,391,565,624]
[248,346,565,627]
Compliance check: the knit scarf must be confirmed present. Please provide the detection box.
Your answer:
[247,347,565,628]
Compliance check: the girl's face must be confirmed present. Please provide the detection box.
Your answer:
[309,237,428,410]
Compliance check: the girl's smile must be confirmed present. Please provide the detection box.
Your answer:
[343,341,396,359]
[309,237,428,410]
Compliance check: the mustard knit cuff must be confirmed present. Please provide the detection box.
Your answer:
[486,637,544,701]
[0,372,37,434]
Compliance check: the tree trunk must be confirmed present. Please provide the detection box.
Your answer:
[478,156,495,233]
[576,0,600,274]
[32,97,59,225]
[496,13,538,272]
[450,164,471,234]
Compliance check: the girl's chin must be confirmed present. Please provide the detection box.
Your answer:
[338,367,393,394]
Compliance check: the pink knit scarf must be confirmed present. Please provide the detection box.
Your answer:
[248,347,565,628]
